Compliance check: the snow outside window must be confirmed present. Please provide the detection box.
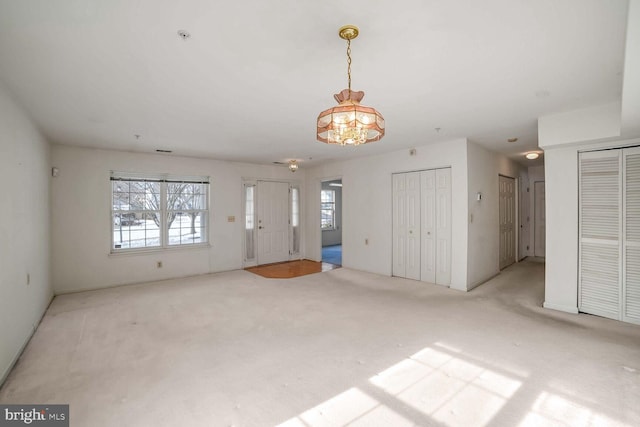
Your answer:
[111,173,209,252]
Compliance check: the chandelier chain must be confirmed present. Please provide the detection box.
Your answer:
[346,38,352,94]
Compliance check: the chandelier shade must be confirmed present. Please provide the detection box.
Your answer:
[317,89,385,145]
[317,25,385,146]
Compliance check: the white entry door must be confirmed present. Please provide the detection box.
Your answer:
[257,181,290,265]
[499,175,516,270]
[534,181,546,257]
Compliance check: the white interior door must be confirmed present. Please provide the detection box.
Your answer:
[435,168,452,285]
[534,181,546,257]
[579,151,621,320]
[623,148,640,324]
[392,174,407,278]
[420,170,436,283]
[499,175,516,270]
[257,181,290,265]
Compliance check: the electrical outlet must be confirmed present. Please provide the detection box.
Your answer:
[157,261,163,268]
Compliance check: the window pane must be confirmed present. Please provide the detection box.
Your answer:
[321,209,334,229]
[168,211,206,245]
[321,190,335,203]
[292,188,299,227]
[113,211,160,249]
[245,185,255,260]
[167,183,188,210]
[292,187,300,253]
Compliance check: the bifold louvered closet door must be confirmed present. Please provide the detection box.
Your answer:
[579,147,640,324]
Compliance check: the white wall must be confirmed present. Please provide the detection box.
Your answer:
[0,84,52,384]
[466,141,523,289]
[543,145,580,313]
[538,102,622,148]
[321,180,342,247]
[305,139,470,290]
[51,145,304,293]
[528,165,545,257]
[622,0,640,137]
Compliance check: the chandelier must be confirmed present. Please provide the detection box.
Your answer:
[317,25,385,146]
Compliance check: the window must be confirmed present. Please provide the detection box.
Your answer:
[111,173,209,251]
[321,189,335,230]
[244,184,255,261]
[291,186,300,254]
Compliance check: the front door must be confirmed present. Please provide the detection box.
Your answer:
[257,181,290,265]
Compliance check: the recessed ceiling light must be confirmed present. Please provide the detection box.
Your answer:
[507,138,518,143]
[525,152,539,160]
[177,30,191,40]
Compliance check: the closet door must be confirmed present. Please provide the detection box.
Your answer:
[623,148,640,324]
[392,172,421,280]
[435,168,452,285]
[405,173,421,280]
[392,174,407,278]
[579,151,621,320]
[420,170,436,283]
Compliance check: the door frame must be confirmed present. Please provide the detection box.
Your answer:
[318,176,343,264]
[242,178,302,268]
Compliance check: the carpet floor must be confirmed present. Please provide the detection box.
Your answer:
[1,260,639,427]
[322,244,342,266]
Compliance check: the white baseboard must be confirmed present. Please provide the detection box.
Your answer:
[543,301,579,314]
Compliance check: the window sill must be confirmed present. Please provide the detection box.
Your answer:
[109,243,211,257]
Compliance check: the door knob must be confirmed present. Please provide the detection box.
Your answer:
[258,226,263,229]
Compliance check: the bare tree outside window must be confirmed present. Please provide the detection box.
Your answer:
[111,176,208,251]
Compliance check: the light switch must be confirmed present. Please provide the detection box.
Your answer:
[228,216,236,222]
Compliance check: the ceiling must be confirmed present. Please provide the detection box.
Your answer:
[0,0,629,168]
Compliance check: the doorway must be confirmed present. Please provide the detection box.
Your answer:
[499,175,516,270]
[321,179,342,266]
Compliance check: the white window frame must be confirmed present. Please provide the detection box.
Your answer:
[321,189,336,230]
[110,172,210,253]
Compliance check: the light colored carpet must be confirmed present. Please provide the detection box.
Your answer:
[1,260,639,427]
